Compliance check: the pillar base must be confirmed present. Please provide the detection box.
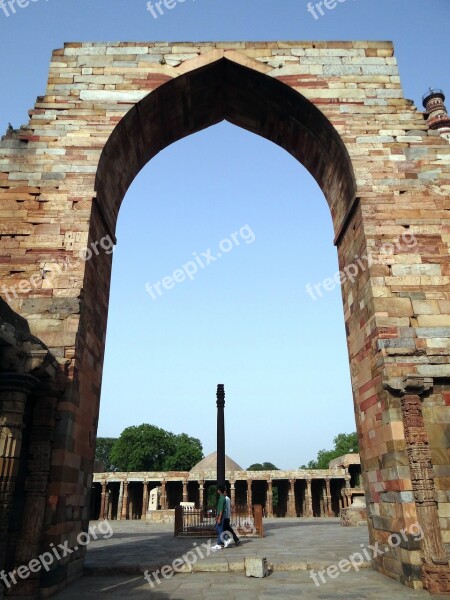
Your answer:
[422,565,450,595]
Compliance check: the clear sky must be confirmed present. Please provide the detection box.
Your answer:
[1,1,449,469]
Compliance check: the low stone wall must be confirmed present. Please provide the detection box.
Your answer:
[340,506,367,527]
[146,509,175,524]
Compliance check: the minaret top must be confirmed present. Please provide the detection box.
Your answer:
[422,88,450,132]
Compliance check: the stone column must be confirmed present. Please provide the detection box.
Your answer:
[12,381,62,599]
[287,479,296,517]
[344,468,351,488]
[142,481,148,518]
[99,482,107,520]
[394,377,450,594]
[230,481,236,511]
[0,372,38,571]
[305,478,313,517]
[160,480,167,510]
[325,478,333,516]
[247,479,253,514]
[117,481,124,520]
[182,479,188,502]
[199,480,204,510]
[121,480,128,519]
[266,480,273,517]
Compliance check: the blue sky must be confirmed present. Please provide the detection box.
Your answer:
[1,1,449,469]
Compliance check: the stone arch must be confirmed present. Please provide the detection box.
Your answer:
[0,41,449,595]
[94,55,357,236]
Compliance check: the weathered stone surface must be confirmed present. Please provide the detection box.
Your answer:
[245,557,268,578]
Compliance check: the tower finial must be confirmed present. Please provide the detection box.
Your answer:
[422,88,450,132]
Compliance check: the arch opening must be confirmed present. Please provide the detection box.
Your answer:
[95,57,357,236]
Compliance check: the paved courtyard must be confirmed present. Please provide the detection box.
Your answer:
[51,519,448,599]
[84,518,371,574]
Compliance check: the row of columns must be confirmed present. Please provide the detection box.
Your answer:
[96,476,343,519]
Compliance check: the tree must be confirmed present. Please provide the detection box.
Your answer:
[109,424,204,472]
[95,437,118,472]
[247,462,279,471]
[162,433,203,471]
[300,432,359,469]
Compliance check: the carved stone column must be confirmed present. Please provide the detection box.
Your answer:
[325,478,333,516]
[100,481,107,520]
[117,481,124,520]
[305,478,313,517]
[266,480,273,517]
[199,480,204,510]
[160,480,167,510]
[142,481,148,518]
[182,479,188,503]
[0,372,38,572]
[247,479,253,514]
[344,468,351,488]
[395,376,450,594]
[230,481,235,511]
[11,380,62,599]
[287,479,296,517]
[121,480,128,519]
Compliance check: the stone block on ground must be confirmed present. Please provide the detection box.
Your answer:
[245,557,268,578]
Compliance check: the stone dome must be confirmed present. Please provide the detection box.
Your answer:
[190,451,243,475]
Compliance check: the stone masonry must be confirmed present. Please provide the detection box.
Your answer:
[0,41,449,596]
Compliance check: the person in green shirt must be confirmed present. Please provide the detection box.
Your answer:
[212,485,226,549]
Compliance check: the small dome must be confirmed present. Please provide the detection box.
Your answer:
[190,451,243,475]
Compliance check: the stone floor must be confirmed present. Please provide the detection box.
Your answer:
[51,519,448,599]
[54,570,439,599]
[84,518,371,574]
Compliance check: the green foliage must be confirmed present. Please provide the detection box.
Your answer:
[162,433,203,471]
[247,462,279,471]
[272,485,279,508]
[95,437,118,472]
[109,424,203,472]
[206,485,217,508]
[300,432,359,469]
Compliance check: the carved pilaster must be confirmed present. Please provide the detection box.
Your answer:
[160,480,167,510]
[247,479,253,514]
[305,478,313,517]
[325,478,333,517]
[100,482,107,520]
[182,479,188,503]
[121,480,128,519]
[142,481,148,518]
[199,480,204,510]
[287,479,296,517]
[230,481,235,512]
[266,480,273,517]
[0,373,39,572]
[117,481,124,520]
[385,376,450,594]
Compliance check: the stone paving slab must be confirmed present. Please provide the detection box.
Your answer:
[85,518,371,574]
[49,519,450,599]
[53,570,446,599]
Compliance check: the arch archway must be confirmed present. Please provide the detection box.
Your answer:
[1,42,449,595]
